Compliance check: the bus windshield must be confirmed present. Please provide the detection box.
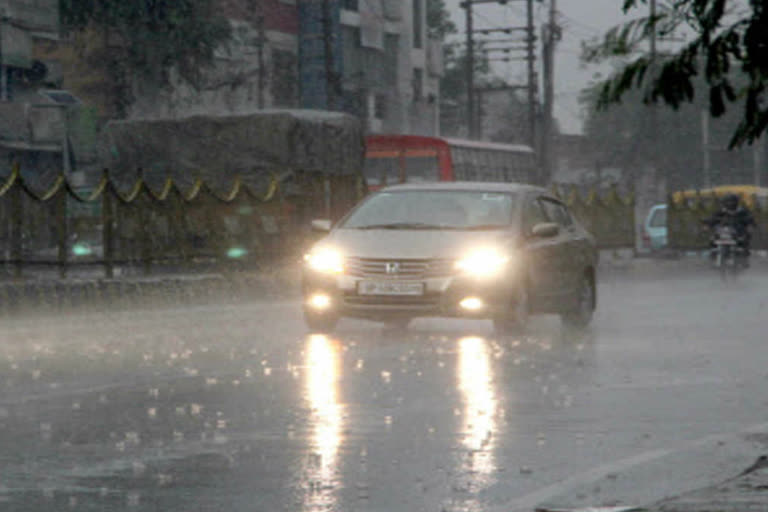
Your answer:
[364,152,441,186]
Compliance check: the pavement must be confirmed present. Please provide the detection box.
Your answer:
[535,251,768,512]
[647,460,768,512]
[1,254,768,512]
[0,262,302,314]
[537,460,768,511]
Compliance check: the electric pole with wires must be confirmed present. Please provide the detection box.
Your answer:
[459,0,537,143]
[541,0,560,185]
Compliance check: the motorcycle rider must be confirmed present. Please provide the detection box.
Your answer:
[702,193,756,261]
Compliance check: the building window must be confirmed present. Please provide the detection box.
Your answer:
[384,34,399,87]
[343,0,358,11]
[412,0,423,48]
[412,68,423,100]
[343,26,363,82]
[271,49,298,107]
[374,94,388,119]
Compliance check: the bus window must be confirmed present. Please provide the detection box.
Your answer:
[451,147,469,180]
[463,148,481,180]
[364,157,401,186]
[483,151,495,180]
[404,155,440,182]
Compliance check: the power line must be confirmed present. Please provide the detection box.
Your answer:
[558,12,603,36]
[461,0,538,142]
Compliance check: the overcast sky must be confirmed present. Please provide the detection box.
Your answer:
[444,0,634,134]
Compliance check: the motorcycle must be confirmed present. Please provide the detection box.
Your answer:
[710,224,748,279]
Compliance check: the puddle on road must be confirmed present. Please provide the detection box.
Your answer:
[0,312,601,512]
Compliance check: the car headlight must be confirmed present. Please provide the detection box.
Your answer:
[305,248,344,274]
[455,248,510,277]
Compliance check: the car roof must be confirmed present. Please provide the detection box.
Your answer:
[377,181,547,194]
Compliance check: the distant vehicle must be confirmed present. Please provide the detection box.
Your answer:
[643,204,668,251]
[672,185,768,209]
[363,135,537,190]
[710,224,748,280]
[302,182,597,333]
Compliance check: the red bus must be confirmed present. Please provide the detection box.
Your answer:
[363,134,537,189]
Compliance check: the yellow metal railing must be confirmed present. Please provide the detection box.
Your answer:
[668,189,767,250]
[0,164,361,278]
[554,185,636,249]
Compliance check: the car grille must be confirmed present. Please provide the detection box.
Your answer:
[345,257,455,279]
[343,293,441,307]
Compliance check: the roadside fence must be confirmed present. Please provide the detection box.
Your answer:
[0,164,361,279]
[554,185,636,249]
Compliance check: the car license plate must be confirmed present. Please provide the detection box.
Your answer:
[358,281,424,296]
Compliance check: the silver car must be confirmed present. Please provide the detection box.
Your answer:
[302,182,597,333]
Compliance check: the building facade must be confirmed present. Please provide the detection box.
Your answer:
[130,0,443,136]
[0,0,68,182]
[10,0,440,172]
[128,0,302,119]
[332,0,442,135]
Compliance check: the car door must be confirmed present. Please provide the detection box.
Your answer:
[538,197,587,299]
[520,194,562,311]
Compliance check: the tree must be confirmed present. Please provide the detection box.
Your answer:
[427,0,457,40]
[439,44,492,137]
[583,0,768,148]
[60,0,231,117]
[580,74,755,191]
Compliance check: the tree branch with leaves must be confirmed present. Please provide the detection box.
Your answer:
[583,0,768,148]
[60,0,231,117]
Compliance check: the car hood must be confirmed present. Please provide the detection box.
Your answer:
[317,228,516,259]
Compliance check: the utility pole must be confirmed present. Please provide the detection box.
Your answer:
[462,0,536,141]
[257,13,266,109]
[247,0,267,108]
[541,0,558,185]
[649,0,657,62]
[463,1,476,138]
[321,0,336,110]
[701,109,711,188]
[526,0,537,152]
[0,12,7,102]
[648,0,660,195]
[753,136,763,187]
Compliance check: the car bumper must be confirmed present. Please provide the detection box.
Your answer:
[302,270,518,320]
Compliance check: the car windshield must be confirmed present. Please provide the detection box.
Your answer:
[340,190,517,230]
[650,208,667,227]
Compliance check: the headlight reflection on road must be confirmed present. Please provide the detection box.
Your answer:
[303,334,344,509]
[457,336,498,480]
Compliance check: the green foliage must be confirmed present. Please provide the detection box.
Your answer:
[440,44,492,100]
[60,0,231,113]
[583,0,768,148]
[580,72,755,191]
[439,44,493,136]
[427,0,457,40]
[581,80,699,177]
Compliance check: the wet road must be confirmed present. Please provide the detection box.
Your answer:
[1,262,768,511]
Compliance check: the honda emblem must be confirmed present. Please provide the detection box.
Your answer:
[385,262,400,274]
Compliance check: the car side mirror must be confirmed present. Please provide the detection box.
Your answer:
[311,219,332,232]
[532,222,559,238]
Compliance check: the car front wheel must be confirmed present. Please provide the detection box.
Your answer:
[561,274,595,329]
[493,285,529,335]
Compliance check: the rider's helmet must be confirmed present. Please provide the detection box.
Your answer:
[721,193,740,213]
